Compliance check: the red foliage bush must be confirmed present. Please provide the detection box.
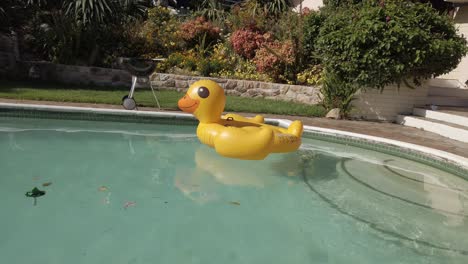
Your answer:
[254,40,294,82]
[301,7,311,16]
[179,16,221,47]
[230,28,272,59]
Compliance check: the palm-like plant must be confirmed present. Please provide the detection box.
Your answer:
[63,0,149,26]
[260,0,291,14]
[64,0,113,25]
[1,0,34,31]
[119,0,149,20]
[237,0,292,18]
[199,0,228,23]
[247,0,291,16]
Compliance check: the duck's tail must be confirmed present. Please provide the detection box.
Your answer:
[251,115,265,124]
[287,120,303,138]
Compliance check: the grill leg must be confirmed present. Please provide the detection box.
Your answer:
[129,75,137,98]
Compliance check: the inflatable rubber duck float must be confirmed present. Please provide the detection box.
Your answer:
[178,80,303,160]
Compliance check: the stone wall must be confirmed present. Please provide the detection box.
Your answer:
[20,61,135,87]
[351,83,429,121]
[150,73,322,105]
[17,62,322,104]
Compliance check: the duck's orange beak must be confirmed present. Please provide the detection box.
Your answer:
[178,94,200,113]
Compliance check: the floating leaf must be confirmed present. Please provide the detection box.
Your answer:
[25,187,46,198]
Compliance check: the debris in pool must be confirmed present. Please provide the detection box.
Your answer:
[25,187,46,206]
[98,186,108,192]
[42,182,52,187]
[25,187,45,197]
[123,201,136,209]
[102,192,111,205]
[229,201,240,206]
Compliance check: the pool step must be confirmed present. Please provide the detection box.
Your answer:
[396,113,468,143]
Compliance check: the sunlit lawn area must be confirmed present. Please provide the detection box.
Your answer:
[0,81,325,117]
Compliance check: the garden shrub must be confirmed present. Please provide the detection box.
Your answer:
[230,27,272,59]
[158,46,226,77]
[296,65,323,86]
[210,43,236,66]
[217,59,272,82]
[140,6,182,58]
[179,16,221,49]
[159,50,198,73]
[316,0,468,89]
[302,10,326,64]
[25,11,102,65]
[21,0,155,66]
[254,40,294,82]
[101,21,148,67]
[228,1,271,31]
[147,5,173,25]
[266,9,316,83]
[320,72,359,118]
[197,57,224,76]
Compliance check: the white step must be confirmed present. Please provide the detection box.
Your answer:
[396,115,468,143]
[428,87,468,97]
[427,96,468,107]
[413,108,468,128]
[427,78,465,89]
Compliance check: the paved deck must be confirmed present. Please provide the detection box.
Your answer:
[1,98,468,159]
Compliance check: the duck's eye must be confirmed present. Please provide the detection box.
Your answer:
[197,86,210,98]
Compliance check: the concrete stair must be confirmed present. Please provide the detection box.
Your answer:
[397,107,468,143]
[427,96,468,107]
[427,78,468,107]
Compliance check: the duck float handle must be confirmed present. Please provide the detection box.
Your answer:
[178,80,304,160]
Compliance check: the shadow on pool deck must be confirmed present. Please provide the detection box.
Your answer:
[2,98,468,159]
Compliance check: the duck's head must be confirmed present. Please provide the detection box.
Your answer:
[178,80,226,123]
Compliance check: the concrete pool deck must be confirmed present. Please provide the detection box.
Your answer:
[1,98,468,160]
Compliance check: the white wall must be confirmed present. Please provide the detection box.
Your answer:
[437,6,468,87]
[292,0,323,11]
[350,84,429,121]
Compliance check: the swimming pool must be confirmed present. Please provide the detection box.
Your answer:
[0,111,467,264]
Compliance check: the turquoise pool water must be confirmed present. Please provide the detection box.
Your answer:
[0,117,467,264]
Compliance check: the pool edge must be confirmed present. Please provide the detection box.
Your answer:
[275,118,468,169]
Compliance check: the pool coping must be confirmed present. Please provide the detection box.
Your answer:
[1,102,467,176]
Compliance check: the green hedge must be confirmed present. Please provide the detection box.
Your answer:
[316,0,468,89]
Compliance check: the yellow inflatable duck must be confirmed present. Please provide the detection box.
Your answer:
[177,80,303,160]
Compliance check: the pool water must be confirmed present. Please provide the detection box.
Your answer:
[0,117,467,264]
